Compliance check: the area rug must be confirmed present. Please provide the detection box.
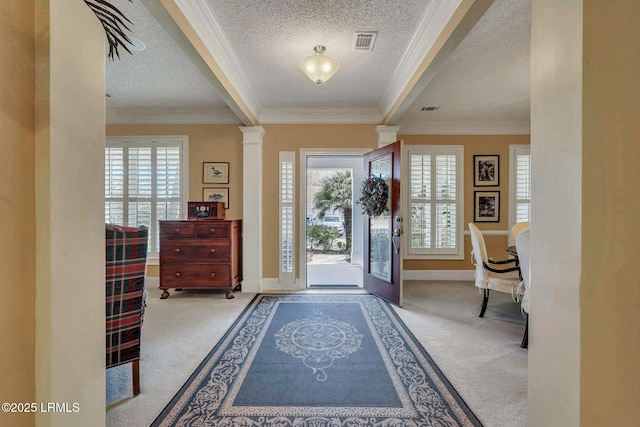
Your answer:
[151,293,482,426]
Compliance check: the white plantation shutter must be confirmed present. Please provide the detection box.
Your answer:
[509,145,531,236]
[406,146,464,259]
[106,137,188,259]
[279,152,295,283]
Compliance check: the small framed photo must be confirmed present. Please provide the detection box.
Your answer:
[203,187,229,209]
[474,191,500,222]
[474,155,499,186]
[203,162,229,184]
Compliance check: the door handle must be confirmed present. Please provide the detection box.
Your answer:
[392,227,401,254]
[392,216,402,254]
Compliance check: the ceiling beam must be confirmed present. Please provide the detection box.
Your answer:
[382,0,495,125]
[143,0,258,126]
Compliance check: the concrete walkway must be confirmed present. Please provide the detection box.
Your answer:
[306,253,363,287]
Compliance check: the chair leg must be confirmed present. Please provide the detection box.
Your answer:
[520,313,529,349]
[132,359,140,396]
[479,289,490,317]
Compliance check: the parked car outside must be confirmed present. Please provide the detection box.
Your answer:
[321,215,344,235]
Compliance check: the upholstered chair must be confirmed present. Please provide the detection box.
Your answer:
[510,221,531,243]
[106,224,149,396]
[468,223,522,317]
[515,228,531,348]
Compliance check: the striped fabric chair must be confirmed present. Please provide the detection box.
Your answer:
[106,224,148,397]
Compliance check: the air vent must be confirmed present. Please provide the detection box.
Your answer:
[420,106,440,111]
[352,32,378,51]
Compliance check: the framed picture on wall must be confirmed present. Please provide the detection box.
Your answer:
[474,191,500,222]
[203,162,229,184]
[474,155,499,186]
[203,187,229,209]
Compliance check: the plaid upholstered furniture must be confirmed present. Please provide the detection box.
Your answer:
[106,224,149,396]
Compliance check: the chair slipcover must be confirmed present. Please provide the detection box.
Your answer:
[469,223,521,296]
[511,222,531,243]
[106,224,148,395]
[516,229,531,313]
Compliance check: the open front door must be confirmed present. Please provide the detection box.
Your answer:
[363,141,403,305]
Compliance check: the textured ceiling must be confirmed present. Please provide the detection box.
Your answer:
[399,0,531,133]
[204,0,429,110]
[105,0,238,123]
[105,0,531,133]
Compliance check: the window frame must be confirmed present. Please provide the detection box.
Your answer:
[403,145,465,260]
[508,144,531,243]
[105,135,189,263]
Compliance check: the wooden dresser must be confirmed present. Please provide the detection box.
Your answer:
[159,220,242,299]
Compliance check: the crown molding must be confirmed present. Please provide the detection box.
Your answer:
[106,107,242,125]
[398,120,531,135]
[173,0,262,119]
[258,108,382,124]
[380,0,463,118]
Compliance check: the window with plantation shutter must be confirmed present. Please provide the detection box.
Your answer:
[279,152,295,283]
[105,136,188,260]
[509,145,531,238]
[405,146,464,259]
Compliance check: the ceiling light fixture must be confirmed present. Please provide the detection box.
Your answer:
[299,45,340,84]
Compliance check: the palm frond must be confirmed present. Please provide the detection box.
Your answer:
[84,0,134,60]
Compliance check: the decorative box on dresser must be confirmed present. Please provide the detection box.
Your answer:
[159,220,242,299]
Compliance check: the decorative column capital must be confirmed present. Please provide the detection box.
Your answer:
[375,125,401,148]
[240,126,265,145]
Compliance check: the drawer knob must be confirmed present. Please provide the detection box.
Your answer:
[210,248,216,254]
[210,272,217,278]
[209,228,216,233]
[174,228,181,233]
[175,272,181,277]
[174,248,182,253]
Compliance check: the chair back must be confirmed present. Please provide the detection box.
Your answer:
[516,229,531,313]
[511,222,531,243]
[106,224,148,369]
[468,223,490,288]
[468,223,488,264]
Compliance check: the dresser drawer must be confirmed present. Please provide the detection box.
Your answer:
[161,240,230,263]
[195,222,230,238]
[160,222,196,238]
[160,264,231,287]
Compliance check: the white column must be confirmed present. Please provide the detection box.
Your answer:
[240,126,265,293]
[530,1,582,425]
[375,125,401,148]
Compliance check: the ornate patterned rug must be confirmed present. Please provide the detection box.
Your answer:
[151,294,482,427]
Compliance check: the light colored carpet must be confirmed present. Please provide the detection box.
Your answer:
[107,279,527,427]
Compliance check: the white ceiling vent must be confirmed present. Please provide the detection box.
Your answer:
[352,32,378,51]
[420,106,440,111]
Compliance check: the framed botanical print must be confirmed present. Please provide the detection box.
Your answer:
[474,191,500,222]
[474,155,499,186]
[203,162,229,184]
[203,187,229,209]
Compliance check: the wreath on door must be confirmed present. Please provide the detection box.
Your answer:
[356,175,389,217]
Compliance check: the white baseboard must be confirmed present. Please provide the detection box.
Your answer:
[259,271,474,292]
[241,280,263,293]
[261,278,301,292]
[402,270,475,281]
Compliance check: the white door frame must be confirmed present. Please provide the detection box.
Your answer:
[299,148,372,288]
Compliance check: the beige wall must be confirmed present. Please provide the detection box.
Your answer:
[107,124,244,277]
[401,134,530,271]
[581,0,640,425]
[132,124,528,279]
[0,1,36,426]
[261,124,379,278]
